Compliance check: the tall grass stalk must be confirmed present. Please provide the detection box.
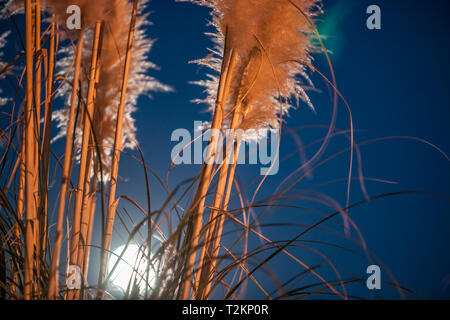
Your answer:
[24,0,39,300]
[196,104,245,299]
[40,16,56,273]
[99,0,139,298]
[48,30,85,300]
[198,46,264,299]
[77,147,93,267]
[194,52,247,299]
[13,131,26,297]
[180,44,238,300]
[83,172,98,278]
[67,20,102,300]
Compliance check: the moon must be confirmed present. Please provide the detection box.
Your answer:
[108,244,156,294]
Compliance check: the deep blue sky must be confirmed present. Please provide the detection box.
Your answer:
[0,0,449,299]
[131,0,450,299]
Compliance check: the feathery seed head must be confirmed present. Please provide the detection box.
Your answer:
[181,0,322,139]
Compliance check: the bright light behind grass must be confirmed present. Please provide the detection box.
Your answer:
[108,244,156,295]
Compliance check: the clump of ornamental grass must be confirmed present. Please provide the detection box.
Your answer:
[171,0,447,301]
[0,0,170,300]
[174,0,324,300]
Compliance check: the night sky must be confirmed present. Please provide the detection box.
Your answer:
[135,0,450,299]
[1,0,449,299]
